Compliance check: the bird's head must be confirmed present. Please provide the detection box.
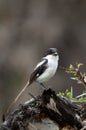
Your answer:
[44,48,58,57]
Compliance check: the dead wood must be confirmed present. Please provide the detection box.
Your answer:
[0,89,86,130]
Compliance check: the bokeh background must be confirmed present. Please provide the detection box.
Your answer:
[0,0,86,122]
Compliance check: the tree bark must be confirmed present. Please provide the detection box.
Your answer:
[0,89,86,130]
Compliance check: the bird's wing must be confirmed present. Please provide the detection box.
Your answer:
[29,58,48,84]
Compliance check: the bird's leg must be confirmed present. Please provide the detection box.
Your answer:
[39,83,47,89]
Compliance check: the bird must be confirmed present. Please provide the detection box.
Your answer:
[7,48,59,113]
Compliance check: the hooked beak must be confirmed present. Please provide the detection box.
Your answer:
[53,52,58,56]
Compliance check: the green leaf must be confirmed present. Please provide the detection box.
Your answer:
[77,63,83,69]
[69,64,74,70]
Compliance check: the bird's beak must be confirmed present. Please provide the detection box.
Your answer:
[54,52,58,56]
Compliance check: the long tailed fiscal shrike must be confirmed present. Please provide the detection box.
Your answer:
[7,48,59,113]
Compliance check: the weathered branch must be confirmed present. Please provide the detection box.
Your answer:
[0,89,86,130]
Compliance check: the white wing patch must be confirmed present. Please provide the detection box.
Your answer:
[36,73,40,77]
[34,58,47,70]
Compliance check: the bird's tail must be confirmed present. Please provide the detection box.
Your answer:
[7,80,30,114]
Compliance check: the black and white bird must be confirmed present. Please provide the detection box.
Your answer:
[7,48,59,113]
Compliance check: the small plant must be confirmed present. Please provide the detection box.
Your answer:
[58,89,86,102]
[58,89,73,99]
[66,63,86,88]
[58,63,86,102]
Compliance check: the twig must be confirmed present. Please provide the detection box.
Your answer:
[76,93,86,99]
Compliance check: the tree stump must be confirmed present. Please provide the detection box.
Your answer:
[0,89,86,130]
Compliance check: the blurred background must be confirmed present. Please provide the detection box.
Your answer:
[0,0,86,122]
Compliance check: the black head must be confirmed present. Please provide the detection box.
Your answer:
[44,48,58,57]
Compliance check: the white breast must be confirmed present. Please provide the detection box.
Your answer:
[36,55,59,83]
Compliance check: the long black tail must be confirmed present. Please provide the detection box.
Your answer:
[7,80,30,114]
